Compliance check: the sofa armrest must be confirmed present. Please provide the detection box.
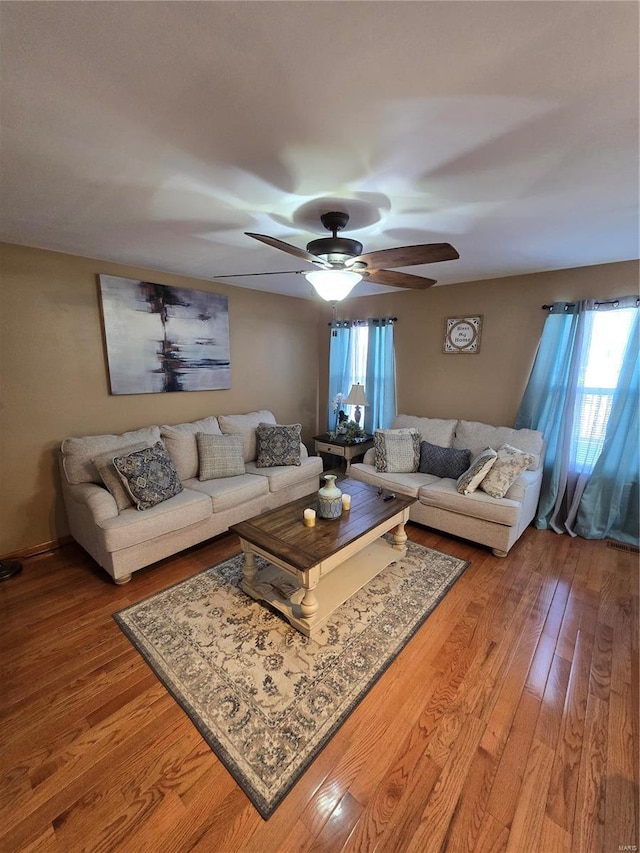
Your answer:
[65,482,119,522]
[300,442,309,460]
[363,447,375,465]
[504,467,542,502]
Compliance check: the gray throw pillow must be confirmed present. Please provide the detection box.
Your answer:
[255,423,302,468]
[374,429,421,473]
[418,441,471,480]
[197,433,246,480]
[456,447,498,495]
[113,441,183,511]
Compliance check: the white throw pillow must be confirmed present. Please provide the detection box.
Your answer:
[456,448,498,495]
[479,444,535,499]
[374,428,421,473]
[161,416,222,481]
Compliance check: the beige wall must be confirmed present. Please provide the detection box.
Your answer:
[318,259,639,428]
[0,243,322,555]
[2,244,637,557]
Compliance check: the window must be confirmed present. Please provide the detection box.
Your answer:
[516,295,638,540]
[340,325,368,422]
[572,307,636,470]
[328,319,397,434]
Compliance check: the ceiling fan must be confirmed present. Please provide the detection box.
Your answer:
[219,212,460,301]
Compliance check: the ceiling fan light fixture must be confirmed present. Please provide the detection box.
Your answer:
[305,269,362,302]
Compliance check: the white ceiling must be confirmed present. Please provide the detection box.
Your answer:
[1,2,638,300]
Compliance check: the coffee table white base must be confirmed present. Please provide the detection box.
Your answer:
[239,509,409,638]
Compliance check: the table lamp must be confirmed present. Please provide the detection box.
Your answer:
[344,383,368,426]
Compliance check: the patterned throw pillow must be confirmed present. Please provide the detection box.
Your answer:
[418,441,471,480]
[113,441,183,511]
[479,444,535,499]
[375,429,421,473]
[255,423,302,468]
[456,447,498,495]
[92,441,151,512]
[197,433,246,480]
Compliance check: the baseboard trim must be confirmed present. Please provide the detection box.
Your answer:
[1,535,72,562]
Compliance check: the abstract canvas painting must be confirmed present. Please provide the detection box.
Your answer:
[98,276,231,394]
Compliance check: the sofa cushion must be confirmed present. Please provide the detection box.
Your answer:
[392,415,457,447]
[418,441,471,480]
[348,462,440,498]
[256,423,302,467]
[245,455,323,493]
[218,410,276,462]
[479,444,536,499]
[418,479,521,527]
[97,488,212,552]
[61,426,161,485]
[456,448,498,495]
[375,429,421,473]
[161,416,222,480]
[453,420,543,471]
[197,433,246,480]
[92,441,151,512]
[184,473,269,512]
[113,442,183,511]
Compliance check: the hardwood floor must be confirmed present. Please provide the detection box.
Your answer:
[1,525,637,852]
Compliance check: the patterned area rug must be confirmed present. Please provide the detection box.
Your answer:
[114,540,469,818]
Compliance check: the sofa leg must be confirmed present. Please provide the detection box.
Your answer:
[492,548,508,558]
[114,573,132,585]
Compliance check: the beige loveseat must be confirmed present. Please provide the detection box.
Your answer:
[348,415,544,556]
[59,410,323,583]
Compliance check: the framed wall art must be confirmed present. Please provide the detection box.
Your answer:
[443,315,483,354]
[98,275,231,394]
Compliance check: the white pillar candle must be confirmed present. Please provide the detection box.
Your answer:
[303,508,316,527]
[341,493,351,510]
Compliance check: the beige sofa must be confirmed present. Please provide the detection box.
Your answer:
[348,415,544,556]
[59,410,323,583]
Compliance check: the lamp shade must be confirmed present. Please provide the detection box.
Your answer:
[305,270,362,302]
[344,383,368,406]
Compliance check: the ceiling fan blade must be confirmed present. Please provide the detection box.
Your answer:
[349,242,459,269]
[215,270,306,278]
[245,232,330,267]
[364,269,437,290]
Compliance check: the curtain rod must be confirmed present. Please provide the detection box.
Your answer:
[327,317,398,326]
[541,299,639,310]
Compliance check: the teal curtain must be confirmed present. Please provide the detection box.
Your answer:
[515,297,639,544]
[364,318,396,434]
[574,309,639,543]
[514,302,587,531]
[327,322,357,431]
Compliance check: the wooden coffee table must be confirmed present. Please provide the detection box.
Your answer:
[230,479,415,638]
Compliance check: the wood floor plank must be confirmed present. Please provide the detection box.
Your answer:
[545,628,592,834]
[505,737,554,853]
[405,714,486,852]
[486,689,541,828]
[605,680,638,850]
[0,527,636,852]
[275,818,315,852]
[539,815,572,852]
[309,790,363,853]
[534,653,572,752]
[572,692,608,853]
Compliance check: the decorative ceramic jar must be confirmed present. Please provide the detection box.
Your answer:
[317,474,343,519]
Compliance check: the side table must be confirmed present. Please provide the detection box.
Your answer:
[313,433,374,473]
